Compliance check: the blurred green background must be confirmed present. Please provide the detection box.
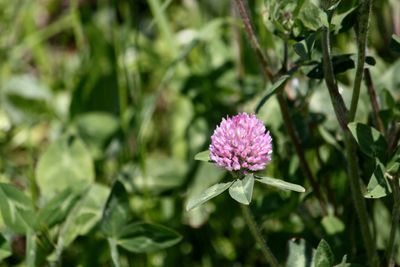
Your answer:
[0,0,399,266]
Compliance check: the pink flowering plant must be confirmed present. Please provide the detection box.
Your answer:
[186,113,304,210]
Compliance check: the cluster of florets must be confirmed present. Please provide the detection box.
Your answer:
[209,113,273,172]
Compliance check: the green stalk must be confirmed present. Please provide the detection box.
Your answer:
[321,26,378,267]
[108,238,121,267]
[349,0,373,121]
[240,205,280,267]
[26,228,36,267]
[386,172,400,267]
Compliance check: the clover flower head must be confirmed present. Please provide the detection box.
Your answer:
[209,113,273,172]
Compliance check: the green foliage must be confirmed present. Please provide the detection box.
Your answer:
[186,182,233,211]
[35,136,94,196]
[229,174,255,205]
[348,122,388,162]
[0,184,34,234]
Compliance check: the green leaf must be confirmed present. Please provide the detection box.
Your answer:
[55,183,109,260]
[256,75,290,113]
[294,42,308,60]
[321,215,345,235]
[101,180,131,238]
[35,136,94,197]
[335,255,351,267]
[35,187,84,230]
[390,34,400,53]
[0,74,52,124]
[297,2,328,31]
[364,161,391,199]
[228,174,255,205]
[130,156,187,194]
[194,150,211,162]
[0,183,34,234]
[108,238,121,267]
[255,176,305,192]
[348,122,388,161]
[307,54,356,79]
[286,238,314,267]
[75,112,119,159]
[186,182,233,211]
[0,234,11,261]
[314,240,334,267]
[117,222,182,253]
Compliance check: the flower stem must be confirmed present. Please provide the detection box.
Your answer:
[364,68,384,132]
[321,26,379,267]
[233,0,327,215]
[386,172,400,267]
[240,205,280,267]
[349,0,373,121]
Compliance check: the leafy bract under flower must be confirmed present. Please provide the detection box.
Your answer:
[209,113,272,172]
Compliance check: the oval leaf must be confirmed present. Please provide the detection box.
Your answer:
[117,222,182,253]
[35,136,94,197]
[186,182,233,211]
[348,122,388,161]
[228,174,255,205]
[101,181,131,238]
[313,239,334,267]
[255,176,305,192]
[364,161,391,199]
[194,150,211,162]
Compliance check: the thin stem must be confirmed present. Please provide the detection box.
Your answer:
[386,172,400,267]
[349,0,373,121]
[240,205,280,267]
[344,134,378,267]
[233,0,327,215]
[108,238,121,267]
[388,123,400,156]
[277,92,327,215]
[364,68,384,132]
[321,26,379,267]
[234,0,273,80]
[321,28,348,130]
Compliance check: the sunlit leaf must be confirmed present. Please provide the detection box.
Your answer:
[75,112,119,159]
[314,239,334,267]
[35,136,95,197]
[321,215,345,235]
[255,176,305,192]
[0,183,34,234]
[286,238,314,267]
[35,187,84,230]
[297,2,328,31]
[117,222,182,253]
[58,184,109,250]
[186,182,233,211]
[364,161,391,199]
[0,75,52,124]
[194,150,211,162]
[228,174,254,205]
